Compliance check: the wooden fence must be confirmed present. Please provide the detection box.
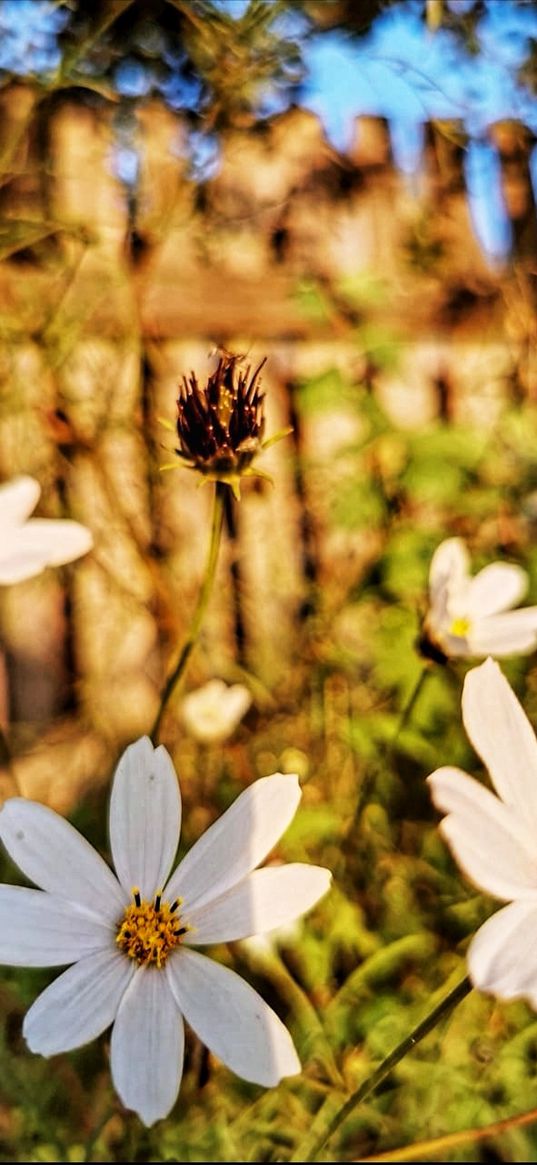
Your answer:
[0,84,535,805]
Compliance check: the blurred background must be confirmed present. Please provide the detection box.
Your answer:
[1,1,537,1160]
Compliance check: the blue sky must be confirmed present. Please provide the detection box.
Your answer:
[0,0,536,261]
[302,1,537,152]
[297,1,537,259]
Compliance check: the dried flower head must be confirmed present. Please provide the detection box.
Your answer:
[175,354,272,498]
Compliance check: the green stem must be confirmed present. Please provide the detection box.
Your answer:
[150,482,226,743]
[0,725,11,769]
[0,647,20,794]
[297,975,472,1162]
[392,664,431,746]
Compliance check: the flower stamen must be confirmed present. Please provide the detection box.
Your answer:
[449,616,471,638]
[116,889,189,968]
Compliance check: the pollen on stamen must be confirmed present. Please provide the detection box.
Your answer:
[449,616,471,638]
[116,889,190,968]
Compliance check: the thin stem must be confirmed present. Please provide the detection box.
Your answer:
[0,648,20,795]
[150,482,226,743]
[357,1103,537,1163]
[0,725,11,769]
[392,664,431,746]
[0,724,20,796]
[297,975,472,1162]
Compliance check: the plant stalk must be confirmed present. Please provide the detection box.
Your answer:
[150,481,226,743]
[297,975,472,1162]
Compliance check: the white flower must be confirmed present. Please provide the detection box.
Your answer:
[428,657,537,1010]
[0,476,93,585]
[181,679,252,744]
[0,738,331,1126]
[421,537,537,660]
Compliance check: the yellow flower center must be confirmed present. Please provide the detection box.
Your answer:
[116,888,189,968]
[449,616,471,638]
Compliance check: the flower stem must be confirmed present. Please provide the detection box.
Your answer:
[150,482,226,743]
[293,975,472,1162]
[0,725,10,769]
[392,664,431,746]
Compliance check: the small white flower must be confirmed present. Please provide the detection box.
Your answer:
[0,738,331,1126]
[421,537,537,660]
[428,657,537,1010]
[0,476,93,585]
[181,679,252,744]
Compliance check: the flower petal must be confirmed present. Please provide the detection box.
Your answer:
[165,774,301,912]
[429,538,469,598]
[187,864,331,945]
[0,476,40,527]
[462,658,537,831]
[466,562,528,618]
[428,537,469,621]
[427,766,537,900]
[17,518,93,565]
[167,947,300,1085]
[470,609,537,657]
[0,798,125,921]
[181,680,252,743]
[0,887,113,965]
[467,901,537,1007]
[110,966,184,1127]
[0,550,56,585]
[109,737,181,900]
[23,948,135,1055]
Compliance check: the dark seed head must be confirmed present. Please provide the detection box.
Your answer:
[176,353,266,479]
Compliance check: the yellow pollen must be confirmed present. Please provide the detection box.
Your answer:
[217,385,234,429]
[116,888,189,968]
[449,616,471,638]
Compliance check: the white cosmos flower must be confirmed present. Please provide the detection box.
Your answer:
[181,679,252,744]
[0,475,93,585]
[428,657,537,1010]
[421,537,537,660]
[0,737,331,1126]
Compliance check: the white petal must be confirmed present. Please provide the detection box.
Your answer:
[0,476,40,527]
[17,518,93,565]
[109,738,181,900]
[462,659,537,831]
[23,948,135,1055]
[466,562,528,618]
[187,865,332,945]
[0,887,113,965]
[428,766,537,900]
[429,538,469,597]
[468,901,537,1007]
[165,774,301,913]
[0,550,54,585]
[426,538,471,647]
[110,966,184,1127]
[0,798,125,922]
[226,685,253,721]
[167,947,300,1085]
[181,680,252,743]
[470,609,537,657]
